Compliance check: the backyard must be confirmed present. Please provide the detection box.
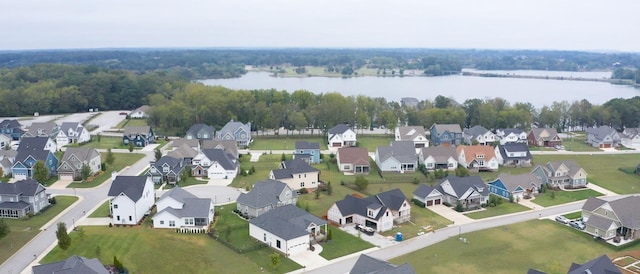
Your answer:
[66,152,145,188]
[390,220,638,274]
[0,196,78,264]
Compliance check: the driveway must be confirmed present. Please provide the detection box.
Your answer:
[338,225,398,248]
[427,205,475,225]
[288,244,329,271]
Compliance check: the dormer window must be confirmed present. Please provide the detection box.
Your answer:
[476,154,485,159]
[368,210,373,217]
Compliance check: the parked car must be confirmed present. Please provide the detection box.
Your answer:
[355,224,375,235]
[555,215,570,224]
[570,221,586,230]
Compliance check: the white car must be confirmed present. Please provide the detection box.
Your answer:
[555,215,570,224]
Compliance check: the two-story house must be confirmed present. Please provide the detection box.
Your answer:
[191,148,238,180]
[418,146,458,171]
[327,188,410,233]
[56,122,91,149]
[12,137,59,180]
[0,179,48,218]
[185,124,216,140]
[216,120,252,147]
[57,147,102,181]
[108,175,154,225]
[429,124,462,147]
[269,158,320,190]
[494,143,532,167]
[328,124,357,148]
[0,150,17,176]
[236,179,298,218]
[463,125,497,146]
[532,161,588,189]
[582,196,640,241]
[586,126,621,148]
[528,128,562,147]
[24,122,59,138]
[123,126,155,147]
[0,134,11,149]
[496,128,528,145]
[153,186,214,229]
[0,119,24,141]
[130,105,151,119]
[456,145,499,172]
[395,126,429,150]
[293,141,321,164]
[375,141,417,173]
[147,155,188,184]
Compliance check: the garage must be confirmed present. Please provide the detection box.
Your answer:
[426,200,433,206]
[59,173,74,181]
[600,143,611,148]
[332,142,342,147]
[434,199,441,205]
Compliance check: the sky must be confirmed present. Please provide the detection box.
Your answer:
[1,0,638,51]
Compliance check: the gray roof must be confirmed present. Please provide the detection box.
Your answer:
[567,255,621,274]
[377,141,416,164]
[400,97,420,108]
[437,175,488,198]
[582,196,607,212]
[463,125,490,138]
[585,214,615,231]
[61,147,100,163]
[237,179,297,208]
[0,179,45,196]
[329,124,351,134]
[32,255,109,274]
[0,149,18,159]
[123,126,151,136]
[158,198,212,218]
[396,126,426,141]
[494,173,539,192]
[548,161,584,177]
[0,119,22,129]
[498,128,524,136]
[526,269,547,274]
[295,141,320,150]
[497,143,532,161]
[419,146,456,163]
[0,200,30,209]
[586,126,620,142]
[431,124,462,135]
[217,120,251,139]
[108,176,148,201]
[159,185,198,202]
[412,183,439,198]
[201,140,239,159]
[607,195,640,229]
[171,138,200,149]
[167,143,198,160]
[185,123,216,139]
[26,122,58,137]
[59,122,84,136]
[201,148,237,170]
[334,189,408,221]
[151,155,186,175]
[249,204,326,240]
[530,128,559,141]
[350,254,416,274]
[17,136,50,151]
[15,149,51,165]
[272,158,319,179]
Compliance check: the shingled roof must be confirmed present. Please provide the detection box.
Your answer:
[249,205,326,240]
[237,179,297,209]
[271,158,319,179]
[108,176,149,202]
[350,254,416,274]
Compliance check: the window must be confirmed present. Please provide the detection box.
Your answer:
[129,216,132,221]
[300,182,305,187]
[299,150,304,154]
[298,174,301,178]
[386,212,389,216]
[368,210,373,217]
[160,221,164,225]
[169,221,175,227]
[276,240,281,248]
[264,233,266,241]
[116,216,120,221]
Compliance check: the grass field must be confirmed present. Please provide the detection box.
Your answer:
[390,220,637,274]
[67,153,145,188]
[356,135,394,152]
[319,227,375,260]
[79,136,129,150]
[41,226,301,274]
[562,138,601,152]
[115,118,148,128]
[531,189,603,207]
[230,154,284,189]
[0,196,78,264]
[534,154,640,194]
[89,200,111,218]
[250,136,327,150]
[464,201,531,219]
[380,204,452,239]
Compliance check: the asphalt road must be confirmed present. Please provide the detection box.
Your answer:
[87,111,128,135]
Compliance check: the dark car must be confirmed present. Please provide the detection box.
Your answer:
[119,112,128,115]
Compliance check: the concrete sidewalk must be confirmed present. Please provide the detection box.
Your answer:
[76,217,111,226]
[288,244,328,271]
[427,205,475,225]
[586,182,618,196]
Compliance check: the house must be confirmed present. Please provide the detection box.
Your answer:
[201,140,239,159]
[0,119,24,141]
[418,146,458,171]
[621,128,640,148]
[269,158,320,190]
[412,184,444,207]
[108,175,154,225]
[216,119,252,147]
[433,175,489,209]
[375,141,417,173]
[456,145,499,172]
[0,179,48,218]
[328,124,357,148]
[350,254,416,274]
[327,189,410,232]
[147,155,188,184]
[123,126,155,147]
[293,141,321,164]
[532,161,587,189]
[56,122,91,148]
[24,122,59,138]
[463,125,497,146]
[12,138,59,180]
[488,173,540,200]
[0,150,17,176]
[191,148,238,180]
[528,254,622,274]
[57,147,101,181]
[582,196,640,241]
[586,126,621,148]
[185,123,216,140]
[130,105,151,119]
[249,204,327,256]
[171,138,200,152]
[236,179,298,218]
[167,143,198,166]
[400,97,420,108]
[336,147,371,175]
[496,128,528,145]
[395,126,429,149]
[153,186,214,229]
[32,255,109,274]
[528,128,562,147]
[0,133,11,149]
[429,124,462,147]
[494,143,532,167]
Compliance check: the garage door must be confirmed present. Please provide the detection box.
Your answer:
[59,174,74,181]
[332,142,342,147]
[426,200,433,206]
[602,143,611,148]
[434,199,441,205]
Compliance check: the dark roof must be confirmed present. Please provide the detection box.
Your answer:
[185,123,216,139]
[0,179,45,196]
[59,122,83,136]
[607,195,640,229]
[526,269,547,274]
[497,143,532,160]
[335,189,408,221]
[61,147,100,163]
[586,126,619,142]
[373,188,408,211]
[377,141,416,163]
[419,146,457,163]
[493,173,539,192]
[400,97,419,108]
[464,125,491,138]
[338,147,370,166]
[123,126,151,136]
[249,204,326,240]
[17,136,50,151]
[582,197,607,212]
[431,124,462,135]
[108,176,149,202]
[159,186,198,202]
[0,119,22,129]
[201,140,239,159]
[26,122,58,137]
[201,148,237,170]
[350,254,416,274]
[237,179,297,208]
[437,175,488,198]
[152,155,185,174]
[158,198,212,218]
[15,149,51,165]
[167,143,198,160]
[412,183,439,198]
[567,254,621,274]
[272,158,319,179]
[32,255,109,274]
[329,124,352,134]
[295,141,320,150]
[585,214,615,231]
[0,200,30,209]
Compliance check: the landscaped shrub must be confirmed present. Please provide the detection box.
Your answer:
[299,188,308,194]
[442,202,451,207]
[411,198,425,208]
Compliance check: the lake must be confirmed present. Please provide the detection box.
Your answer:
[200,71,639,107]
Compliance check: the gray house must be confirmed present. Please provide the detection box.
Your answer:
[57,147,102,181]
[433,175,489,209]
[375,141,417,173]
[532,161,587,189]
[167,143,198,166]
[185,123,216,140]
[582,196,640,241]
[201,139,239,159]
[32,255,109,274]
[350,254,416,274]
[586,126,621,148]
[216,120,252,147]
[494,143,532,167]
[147,155,188,184]
[24,122,59,138]
[236,179,298,218]
[463,125,497,145]
[0,179,49,218]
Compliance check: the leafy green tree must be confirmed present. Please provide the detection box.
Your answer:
[550,191,556,200]
[281,153,286,162]
[95,245,101,258]
[327,182,333,196]
[455,166,469,177]
[154,148,162,161]
[270,252,281,270]
[355,176,368,191]
[0,219,9,240]
[56,222,71,250]
[33,160,49,184]
[326,228,333,241]
[105,148,115,165]
[455,201,464,212]
[315,189,320,199]
[180,168,190,184]
[81,163,92,181]
[128,141,134,152]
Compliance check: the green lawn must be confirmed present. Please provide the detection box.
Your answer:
[250,136,327,150]
[390,220,637,274]
[562,138,601,152]
[89,200,111,218]
[41,226,301,274]
[356,135,394,152]
[178,177,208,187]
[563,211,582,220]
[381,204,452,239]
[79,136,129,150]
[319,227,375,260]
[67,153,145,188]
[0,196,78,264]
[115,118,148,128]
[531,189,603,207]
[464,201,531,219]
[231,154,284,189]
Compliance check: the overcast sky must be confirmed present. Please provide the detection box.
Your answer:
[1,0,638,51]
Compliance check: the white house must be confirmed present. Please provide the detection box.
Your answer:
[328,124,357,148]
[418,146,458,171]
[153,186,214,230]
[56,122,91,149]
[496,128,528,145]
[456,145,499,172]
[327,189,410,233]
[130,105,151,119]
[249,205,326,256]
[191,148,238,180]
[107,175,154,225]
[395,126,429,151]
[375,141,417,173]
[463,125,497,146]
[269,158,320,190]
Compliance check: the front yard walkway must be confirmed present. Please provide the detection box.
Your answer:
[518,198,542,210]
[586,182,618,196]
[288,244,328,270]
[428,205,475,225]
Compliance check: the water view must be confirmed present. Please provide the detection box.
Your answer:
[201,71,639,107]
